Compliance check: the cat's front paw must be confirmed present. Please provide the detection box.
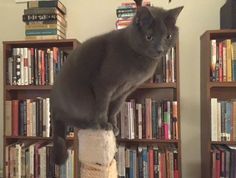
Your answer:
[113,126,120,136]
[100,122,113,131]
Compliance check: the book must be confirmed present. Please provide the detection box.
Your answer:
[25,28,65,36]
[5,101,12,136]
[224,39,232,82]
[12,100,19,136]
[231,42,236,81]
[27,0,66,15]
[25,34,64,40]
[211,98,218,141]
[211,40,217,81]
[24,7,64,17]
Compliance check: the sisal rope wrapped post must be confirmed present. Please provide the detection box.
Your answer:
[78,129,118,178]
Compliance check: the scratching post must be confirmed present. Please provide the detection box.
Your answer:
[78,129,118,178]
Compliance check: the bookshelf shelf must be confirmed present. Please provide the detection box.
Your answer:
[5,85,53,91]
[117,138,179,144]
[211,141,236,145]
[139,82,177,89]
[3,39,80,178]
[5,135,74,141]
[5,82,176,91]
[201,30,236,178]
[209,82,236,88]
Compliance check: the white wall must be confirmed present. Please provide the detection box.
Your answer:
[0,0,225,177]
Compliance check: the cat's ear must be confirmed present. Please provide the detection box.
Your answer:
[133,6,154,30]
[165,6,184,26]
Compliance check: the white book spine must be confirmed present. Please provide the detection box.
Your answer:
[29,144,34,177]
[26,99,31,136]
[49,49,54,85]
[43,99,47,137]
[217,102,221,141]
[28,48,32,85]
[130,102,135,139]
[20,48,24,85]
[16,144,21,178]
[23,48,29,85]
[166,52,169,82]
[171,47,175,82]
[211,98,218,141]
[46,98,50,137]
[32,102,36,136]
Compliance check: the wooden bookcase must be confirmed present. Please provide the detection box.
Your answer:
[2,39,80,178]
[117,36,182,177]
[3,37,181,177]
[200,29,236,178]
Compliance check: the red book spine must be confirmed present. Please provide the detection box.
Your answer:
[12,100,19,136]
[174,151,179,178]
[216,150,220,178]
[149,148,154,178]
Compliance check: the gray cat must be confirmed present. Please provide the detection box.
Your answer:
[51,5,183,164]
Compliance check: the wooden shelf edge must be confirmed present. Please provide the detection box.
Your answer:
[211,141,236,145]
[4,136,74,141]
[139,82,177,89]
[5,83,176,91]
[3,39,79,45]
[5,85,53,90]
[209,82,236,88]
[117,138,179,144]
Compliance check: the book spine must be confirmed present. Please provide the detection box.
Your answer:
[23,14,58,22]
[24,7,61,16]
[211,40,217,81]
[226,39,232,82]
[211,98,218,141]
[12,100,19,136]
[27,1,66,15]
[5,101,12,136]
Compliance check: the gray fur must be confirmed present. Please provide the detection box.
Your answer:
[51,6,183,165]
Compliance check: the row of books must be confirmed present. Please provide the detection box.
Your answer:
[211,98,236,141]
[119,99,178,140]
[5,98,74,138]
[5,98,51,137]
[152,47,176,83]
[5,143,74,178]
[7,47,68,86]
[210,39,236,82]
[115,1,151,29]
[211,145,236,178]
[23,0,67,40]
[117,145,179,178]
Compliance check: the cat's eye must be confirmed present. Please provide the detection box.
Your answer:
[166,34,172,40]
[146,34,153,41]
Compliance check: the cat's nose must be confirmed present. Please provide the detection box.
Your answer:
[157,46,164,54]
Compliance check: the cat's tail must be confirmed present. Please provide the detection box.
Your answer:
[52,119,68,165]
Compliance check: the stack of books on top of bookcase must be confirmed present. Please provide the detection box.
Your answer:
[115,1,151,29]
[22,0,67,40]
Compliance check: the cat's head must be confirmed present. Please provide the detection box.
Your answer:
[129,6,183,59]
